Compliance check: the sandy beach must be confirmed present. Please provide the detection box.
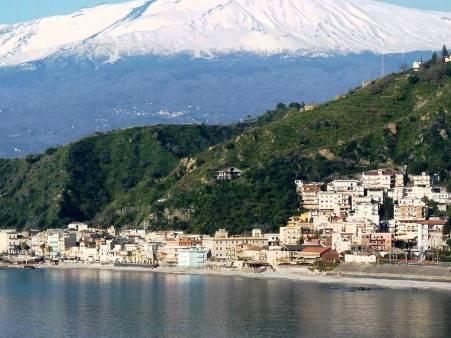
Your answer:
[38,263,451,291]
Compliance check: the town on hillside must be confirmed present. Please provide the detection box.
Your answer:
[0,169,450,270]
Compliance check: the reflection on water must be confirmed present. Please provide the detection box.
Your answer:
[0,269,450,338]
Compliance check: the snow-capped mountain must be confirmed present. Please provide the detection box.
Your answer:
[1,0,451,66]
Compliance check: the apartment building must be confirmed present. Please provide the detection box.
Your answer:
[410,172,431,188]
[361,170,397,191]
[202,229,268,261]
[295,180,323,210]
[394,199,427,223]
[362,233,393,252]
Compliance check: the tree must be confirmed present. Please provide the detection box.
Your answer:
[442,44,449,58]
[380,197,394,220]
[431,51,439,64]
[288,102,302,110]
[40,243,46,257]
[447,239,451,248]
[444,217,451,236]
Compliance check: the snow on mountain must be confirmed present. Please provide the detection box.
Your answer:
[1,0,451,66]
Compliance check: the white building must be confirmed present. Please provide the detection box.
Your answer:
[178,247,208,268]
[215,167,243,181]
[317,191,351,214]
[388,186,406,202]
[47,230,64,258]
[326,179,364,197]
[0,230,16,254]
[349,196,380,226]
[430,189,450,205]
[366,189,385,203]
[417,223,429,254]
[345,254,377,264]
[412,61,422,72]
[410,172,431,188]
[279,224,303,246]
[361,170,396,191]
[67,222,89,231]
[332,233,353,253]
[264,233,280,246]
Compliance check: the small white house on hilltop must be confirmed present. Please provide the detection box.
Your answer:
[216,167,243,181]
[412,61,422,72]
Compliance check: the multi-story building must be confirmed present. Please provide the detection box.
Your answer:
[279,217,315,245]
[410,172,431,188]
[295,180,323,210]
[428,230,448,250]
[341,222,377,244]
[388,186,406,202]
[0,230,17,254]
[178,247,208,268]
[331,233,353,253]
[47,230,64,259]
[202,229,268,261]
[417,223,429,254]
[430,188,450,208]
[362,233,393,252]
[395,222,420,240]
[264,233,280,246]
[317,191,351,214]
[361,169,397,191]
[326,179,364,198]
[349,196,380,226]
[394,199,427,223]
[279,223,303,246]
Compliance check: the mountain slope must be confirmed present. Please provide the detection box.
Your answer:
[1,0,451,65]
[0,124,247,228]
[0,59,449,232]
[157,61,451,233]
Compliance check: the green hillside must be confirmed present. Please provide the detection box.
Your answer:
[0,58,450,232]
[0,124,247,229]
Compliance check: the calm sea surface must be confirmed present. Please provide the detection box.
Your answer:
[0,269,450,338]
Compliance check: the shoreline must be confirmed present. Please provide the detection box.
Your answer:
[31,263,451,291]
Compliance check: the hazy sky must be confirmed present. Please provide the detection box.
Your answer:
[1,0,451,24]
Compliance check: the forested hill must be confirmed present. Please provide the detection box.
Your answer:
[0,58,450,232]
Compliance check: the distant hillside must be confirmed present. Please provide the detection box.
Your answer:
[0,59,450,232]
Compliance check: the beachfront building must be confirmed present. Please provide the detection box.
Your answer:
[297,247,340,265]
[202,229,268,261]
[264,233,280,246]
[362,233,393,252]
[47,230,64,259]
[177,247,209,268]
[0,230,17,255]
[344,254,377,264]
[331,233,353,253]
